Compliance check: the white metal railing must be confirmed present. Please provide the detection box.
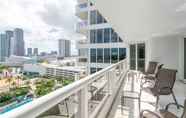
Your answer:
[0,59,128,118]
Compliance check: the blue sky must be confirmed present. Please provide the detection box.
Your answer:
[0,0,84,55]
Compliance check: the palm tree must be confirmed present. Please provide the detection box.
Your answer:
[5,77,13,90]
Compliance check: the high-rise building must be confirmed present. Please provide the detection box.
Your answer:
[27,48,32,56]
[11,28,25,56]
[76,1,127,74]
[5,30,13,57]
[33,48,38,56]
[0,34,8,61]
[58,39,71,57]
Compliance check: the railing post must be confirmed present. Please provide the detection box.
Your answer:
[107,71,115,95]
[76,86,88,118]
[75,73,79,81]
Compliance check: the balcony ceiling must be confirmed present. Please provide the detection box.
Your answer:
[92,0,186,42]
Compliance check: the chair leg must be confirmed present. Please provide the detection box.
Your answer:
[65,99,69,117]
[171,92,179,109]
[155,96,159,110]
[138,97,141,116]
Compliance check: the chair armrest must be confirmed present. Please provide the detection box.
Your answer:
[140,110,161,118]
[165,103,184,111]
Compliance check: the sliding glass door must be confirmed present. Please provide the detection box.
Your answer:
[130,43,145,71]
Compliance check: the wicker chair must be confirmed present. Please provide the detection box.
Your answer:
[140,99,186,118]
[140,68,178,110]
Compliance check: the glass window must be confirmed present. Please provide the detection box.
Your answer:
[90,30,96,43]
[137,43,145,71]
[90,49,96,63]
[119,37,123,42]
[90,68,97,74]
[111,29,118,42]
[97,48,103,63]
[97,68,102,72]
[97,29,103,43]
[104,28,110,43]
[104,48,110,63]
[119,48,126,61]
[130,44,136,70]
[103,17,107,23]
[111,48,118,63]
[90,10,97,24]
[97,11,103,24]
[137,43,145,59]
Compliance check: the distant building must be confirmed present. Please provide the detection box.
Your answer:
[27,48,32,56]
[5,30,13,57]
[0,34,8,61]
[23,63,86,78]
[11,28,25,56]
[58,39,71,57]
[33,48,38,56]
[50,51,57,55]
[40,52,47,56]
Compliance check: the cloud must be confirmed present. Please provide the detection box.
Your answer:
[0,0,83,54]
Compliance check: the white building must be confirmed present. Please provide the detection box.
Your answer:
[23,63,86,78]
[58,39,71,57]
[76,0,128,74]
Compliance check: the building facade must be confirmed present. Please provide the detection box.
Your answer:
[11,28,25,56]
[5,30,13,57]
[76,0,127,74]
[33,48,38,56]
[58,39,71,57]
[27,48,32,56]
[0,34,8,61]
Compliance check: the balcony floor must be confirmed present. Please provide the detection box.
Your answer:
[107,71,186,118]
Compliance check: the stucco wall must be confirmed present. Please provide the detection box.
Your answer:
[146,34,184,80]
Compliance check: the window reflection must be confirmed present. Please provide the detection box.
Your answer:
[104,48,110,63]
[90,49,96,63]
[97,48,103,63]
[111,48,118,63]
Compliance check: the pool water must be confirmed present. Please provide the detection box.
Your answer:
[0,98,33,114]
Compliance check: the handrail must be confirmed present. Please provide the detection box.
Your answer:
[0,59,127,118]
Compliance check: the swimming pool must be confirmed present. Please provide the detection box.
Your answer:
[0,98,33,114]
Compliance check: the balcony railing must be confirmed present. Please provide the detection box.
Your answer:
[0,59,128,118]
[76,20,88,31]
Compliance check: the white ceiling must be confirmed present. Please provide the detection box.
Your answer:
[93,0,186,42]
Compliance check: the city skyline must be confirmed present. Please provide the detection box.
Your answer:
[0,0,84,54]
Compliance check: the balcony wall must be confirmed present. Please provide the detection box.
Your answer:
[146,34,184,80]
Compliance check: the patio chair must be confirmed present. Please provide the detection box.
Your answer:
[140,99,186,118]
[141,64,164,87]
[143,61,158,75]
[140,68,179,110]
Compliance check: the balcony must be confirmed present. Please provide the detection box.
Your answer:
[76,3,88,20]
[76,39,89,49]
[76,21,88,34]
[1,58,186,118]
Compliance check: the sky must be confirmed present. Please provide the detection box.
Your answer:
[0,0,84,55]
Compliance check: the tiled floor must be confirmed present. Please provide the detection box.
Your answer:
[107,71,186,118]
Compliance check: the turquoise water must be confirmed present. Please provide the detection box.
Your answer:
[0,98,33,114]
